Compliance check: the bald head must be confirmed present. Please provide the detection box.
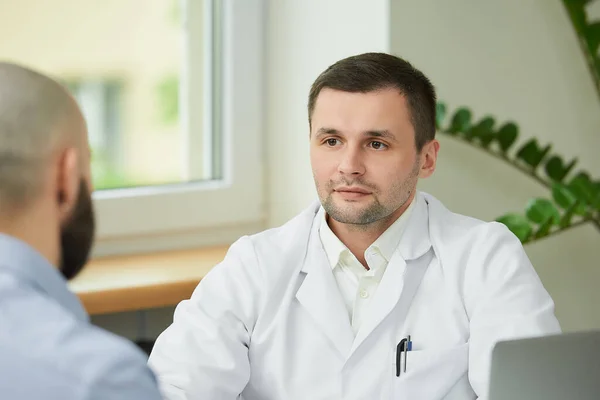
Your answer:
[0,62,86,210]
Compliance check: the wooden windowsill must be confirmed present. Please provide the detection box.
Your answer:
[68,245,229,315]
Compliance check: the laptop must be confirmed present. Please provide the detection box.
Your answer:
[488,330,600,400]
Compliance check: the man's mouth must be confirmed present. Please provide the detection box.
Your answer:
[334,186,372,199]
[335,186,371,194]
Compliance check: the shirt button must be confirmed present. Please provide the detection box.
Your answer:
[359,289,369,299]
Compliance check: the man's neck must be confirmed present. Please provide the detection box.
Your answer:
[327,194,415,268]
[0,207,59,269]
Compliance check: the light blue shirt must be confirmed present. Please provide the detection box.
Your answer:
[0,233,163,400]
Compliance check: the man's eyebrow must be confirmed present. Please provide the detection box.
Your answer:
[363,129,398,142]
[314,127,398,142]
[315,127,340,138]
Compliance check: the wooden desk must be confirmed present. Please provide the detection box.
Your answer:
[68,246,229,315]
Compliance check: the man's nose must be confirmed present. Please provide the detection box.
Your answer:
[337,146,365,176]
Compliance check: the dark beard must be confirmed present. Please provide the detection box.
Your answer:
[59,180,95,280]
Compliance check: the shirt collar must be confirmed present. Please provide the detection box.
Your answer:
[318,207,349,268]
[318,194,417,269]
[370,195,416,262]
[0,233,88,322]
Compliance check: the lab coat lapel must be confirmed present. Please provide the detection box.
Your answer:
[295,210,355,358]
[350,193,433,354]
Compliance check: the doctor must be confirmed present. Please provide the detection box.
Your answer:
[148,52,561,399]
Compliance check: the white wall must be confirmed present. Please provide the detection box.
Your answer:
[388,0,600,333]
[265,0,391,226]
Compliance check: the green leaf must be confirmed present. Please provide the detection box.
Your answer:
[467,116,495,146]
[594,180,600,211]
[448,108,472,134]
[563,0,590,30]
[562,0,600,101]
[525,198,561,225]
[496,213,532,243]
[552,182,575,209]
[516,139,552,169]
[534,216,554,239]
[544,155,577,182]
[560,201,581,228]
[585,22,600,54]
[589,180,600,212]
[436,102,447,130]
[495,122,518,153]
[552,182,587,215]
[567,172,597,204]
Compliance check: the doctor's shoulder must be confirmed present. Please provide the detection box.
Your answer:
[432,202,557,313]
[429,201,535,275]
[430,203,559,315]
[232,203,313,268]
[437,210,521,249]
[425,193,522,251]
[200,208,312,293]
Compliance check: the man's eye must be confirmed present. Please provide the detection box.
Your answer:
[370,141,387,150]
[326,138,339,146]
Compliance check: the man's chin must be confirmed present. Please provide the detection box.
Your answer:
[326,203,370,223]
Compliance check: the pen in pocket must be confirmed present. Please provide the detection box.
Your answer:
[395,335,412,377]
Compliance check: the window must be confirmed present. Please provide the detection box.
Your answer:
[66,79,125,189]
[0,0,265,255]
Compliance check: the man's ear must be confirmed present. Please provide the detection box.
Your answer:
[56,147,80,222]
[418,139,440,179]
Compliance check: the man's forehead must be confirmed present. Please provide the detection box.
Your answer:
[313,88,407,118]
[313,90,408,120]
[315,86,405,101]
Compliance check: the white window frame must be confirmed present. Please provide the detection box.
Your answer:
[91,0,265,257]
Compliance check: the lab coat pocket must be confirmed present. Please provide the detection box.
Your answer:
[391,343,469,399]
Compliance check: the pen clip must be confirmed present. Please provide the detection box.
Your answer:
[395,335,413,377]
[395,338,407,377]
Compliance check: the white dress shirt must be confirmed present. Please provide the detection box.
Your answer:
[319,198,416,335]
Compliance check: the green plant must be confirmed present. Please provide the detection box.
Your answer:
[435,103,600,244]
[561,0,600,101]
[431,3,600,244]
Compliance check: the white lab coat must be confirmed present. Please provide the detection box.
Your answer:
[148,192,561,400]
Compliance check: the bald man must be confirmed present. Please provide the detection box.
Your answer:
[0,63,162,399]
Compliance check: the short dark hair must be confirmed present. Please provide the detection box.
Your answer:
[308,52,436,151]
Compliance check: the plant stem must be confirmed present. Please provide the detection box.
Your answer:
[561,0,600,103]
[592,217,600,232]
[524,217,599,244]
[441,133,551,188]
[441,132,600,239]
